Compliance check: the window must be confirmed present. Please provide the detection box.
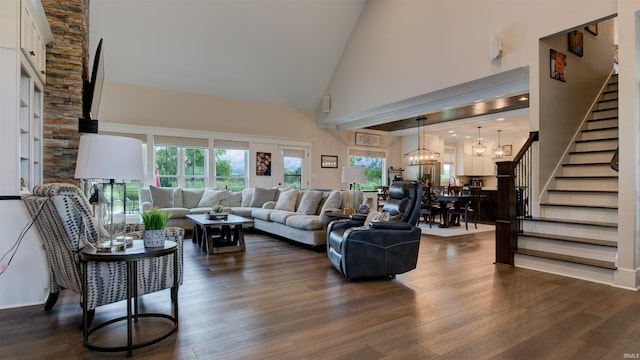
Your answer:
[214,148,247,191]
[282,148,304,189]
[440,147,456,183]
[348,148,386,191]
[154,136,209,188]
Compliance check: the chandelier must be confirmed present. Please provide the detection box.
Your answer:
[404,116,440,166]
[472,126,487,157]
[493,129,505,158]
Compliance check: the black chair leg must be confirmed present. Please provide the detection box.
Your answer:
[43,292,59,310]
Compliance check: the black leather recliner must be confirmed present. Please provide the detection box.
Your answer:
[327,180,423,280]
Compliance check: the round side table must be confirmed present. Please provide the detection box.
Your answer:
[80,239,178,357]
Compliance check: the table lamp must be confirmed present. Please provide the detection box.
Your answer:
[341,165,366,210]
[74,134,143,252]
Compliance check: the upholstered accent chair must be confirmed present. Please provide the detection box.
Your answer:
[326,180,422,280]
[23,183,184,324]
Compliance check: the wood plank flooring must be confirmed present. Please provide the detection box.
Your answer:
[1,230,640,359]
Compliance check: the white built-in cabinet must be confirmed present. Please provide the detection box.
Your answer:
[0,0,52,195]
[456,140,497,176]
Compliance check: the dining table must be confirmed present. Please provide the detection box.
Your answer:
[431,193,485,228]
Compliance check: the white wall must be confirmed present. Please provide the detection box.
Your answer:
[322,0,616,125]
[538,18,615,188]
[99,81,403,190]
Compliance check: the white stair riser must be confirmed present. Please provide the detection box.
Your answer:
[569,151,616,164]
[514,255,615,285]
[601,92,618,101]
[580,128,618,140]
[554,178,618,191]
[539,205,618,223]
[518,237,617,262]
[522,220,618,240]
[595,100,618,110]
[575,140,618,152]
[591,109,618,119]
[546,191,618,207]
[562,165,618,177]
[586,119,618,130]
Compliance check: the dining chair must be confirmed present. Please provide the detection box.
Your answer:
[447,186,481,230]
[420,186,441,228]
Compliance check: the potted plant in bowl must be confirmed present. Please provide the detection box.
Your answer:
[140,208,172,247]
[207,204,228,220]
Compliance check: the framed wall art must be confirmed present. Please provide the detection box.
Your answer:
[550,49,567,82]
[568,30,583,57]
[355,132,381,147]
[321,155,338,168]
[503,144,513,156]
[585,23,598,36]
[256,152,271,176]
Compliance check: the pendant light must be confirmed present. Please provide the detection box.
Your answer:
[472,126,487,157]
[404,116,440,166]
[494,129,505,158]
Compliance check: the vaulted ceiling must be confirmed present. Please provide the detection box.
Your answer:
[89,0,366,112]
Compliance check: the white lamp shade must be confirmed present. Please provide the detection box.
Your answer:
[341,165,366,184]
[74,134,144,180]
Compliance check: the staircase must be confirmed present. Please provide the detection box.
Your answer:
[515,73,619,285]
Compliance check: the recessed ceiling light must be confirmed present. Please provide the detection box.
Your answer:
[465,135,471,139]
[518,96,528,101]
[448,130,455,133]
[496,117,505,121]
[451,134,457,137]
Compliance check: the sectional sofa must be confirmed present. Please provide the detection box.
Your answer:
[139,186,364,248]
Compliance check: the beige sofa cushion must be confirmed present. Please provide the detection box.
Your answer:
[285,214,324,231]
[250,187,278,207]
[274,188,298,211]
[270,210,298,225]
[182,188,205,208]
[241,188,254,207]
[197,189,228,207]
[150,185,175,208]
[296,190,323,215]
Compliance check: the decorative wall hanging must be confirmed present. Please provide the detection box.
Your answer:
[256,152,271,176]
[585,23,598,36]
[568,30,583,57]
[355,132,381,147]
[321,155,338,168]
[550,49,567,82]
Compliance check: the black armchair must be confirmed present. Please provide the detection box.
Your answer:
[326,180,422,280]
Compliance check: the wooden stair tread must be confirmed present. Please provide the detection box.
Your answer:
[555,175,618,179]
[562,162,613,167]
[526,216,618,227]
[569,149,616,155]
[587,116,618,121]
[515,248,617,270]
[581,126,618,132]
[575,137,618,143]
[592,108,618,113]
[547,189,617,194]
[520,231,617,247]
[540,203,618,210]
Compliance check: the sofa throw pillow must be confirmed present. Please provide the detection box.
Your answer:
[365,210,390,226]
[249,187,278,207]
[241,188,254,207]
[149,185,174,208]
[197,189,228,208]
[182,188,205,208]
[227,191,242,207]
[296,190,323,215]
[274,189,298,212]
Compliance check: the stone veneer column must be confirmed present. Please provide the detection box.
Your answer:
[41,0,89,184]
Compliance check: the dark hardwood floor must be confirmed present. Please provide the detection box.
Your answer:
[1,230,640,359]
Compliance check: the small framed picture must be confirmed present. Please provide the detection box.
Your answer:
[568,31,583,57]
[321,155,338,168]
[503,144,512,156]
[585,23,598,36]
[256,152,271,176]
[550,49,567,82]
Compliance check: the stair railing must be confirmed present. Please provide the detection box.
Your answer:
[495,131,539,266]
[610,147,619,172]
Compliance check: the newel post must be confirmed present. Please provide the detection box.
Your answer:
[495,161,518,265]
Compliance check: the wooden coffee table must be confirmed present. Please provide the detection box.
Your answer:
[186,214,254,254]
